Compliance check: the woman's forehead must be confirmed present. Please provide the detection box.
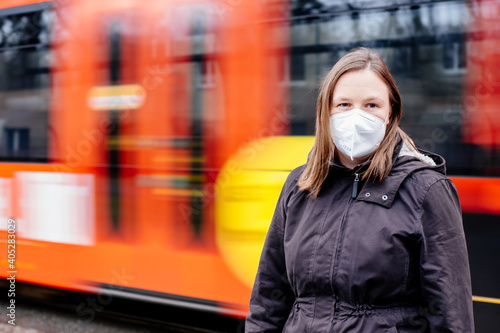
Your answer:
[333,69,389,99]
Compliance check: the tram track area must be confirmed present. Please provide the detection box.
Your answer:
[0,281,244,333]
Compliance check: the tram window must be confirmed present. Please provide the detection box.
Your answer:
[393,47,414,75]
[443,43,454,70]
[291,53,305,82]
[200,60,216,88]
[0,6,52,162]
[442,41,466,73]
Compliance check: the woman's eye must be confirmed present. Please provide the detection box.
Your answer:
[367,103,377,109]
[338,103,350,108]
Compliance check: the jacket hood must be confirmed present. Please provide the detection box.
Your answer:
[355,134,447,208]
[395,137,445,174]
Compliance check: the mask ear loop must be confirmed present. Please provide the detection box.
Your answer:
[349,125,356,161]
[375,113,390,152]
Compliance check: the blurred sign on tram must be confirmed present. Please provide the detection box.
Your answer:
[87,84,146,110]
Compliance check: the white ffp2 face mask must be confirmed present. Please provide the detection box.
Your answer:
[330,109,387,161]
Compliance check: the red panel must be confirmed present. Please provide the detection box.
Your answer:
[451,176,500,215]
[463,0,500,148]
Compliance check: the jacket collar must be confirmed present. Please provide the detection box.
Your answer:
[356,134,446,208]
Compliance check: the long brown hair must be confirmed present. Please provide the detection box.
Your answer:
[298,47,414,198]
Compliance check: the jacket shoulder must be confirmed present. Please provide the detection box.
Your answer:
[289,164,306,181]
[277,164,306,207]
[283,164,306,189]
[402,167,460,218]
[404,167,450,191]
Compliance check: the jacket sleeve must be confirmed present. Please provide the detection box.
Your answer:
[245,176,296,333]
[419,178,474,332]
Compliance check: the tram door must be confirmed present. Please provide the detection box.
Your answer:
[87,3,219,249]
[134,2,219,250]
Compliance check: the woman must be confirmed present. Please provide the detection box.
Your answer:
[245,48,474,332]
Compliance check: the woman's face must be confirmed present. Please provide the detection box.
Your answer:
[331,69,391,121]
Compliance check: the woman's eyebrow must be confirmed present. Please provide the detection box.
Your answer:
[332,97,352,103]
[363,96,385,103]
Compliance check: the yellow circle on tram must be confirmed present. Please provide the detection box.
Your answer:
[215,136,314,289]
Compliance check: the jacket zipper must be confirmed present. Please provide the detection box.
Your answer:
[331,173,358,305]
[351,173,359,199]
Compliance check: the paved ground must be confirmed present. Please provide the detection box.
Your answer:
[0,298,187,333]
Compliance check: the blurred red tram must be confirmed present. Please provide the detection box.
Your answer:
[0,0,499,332]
